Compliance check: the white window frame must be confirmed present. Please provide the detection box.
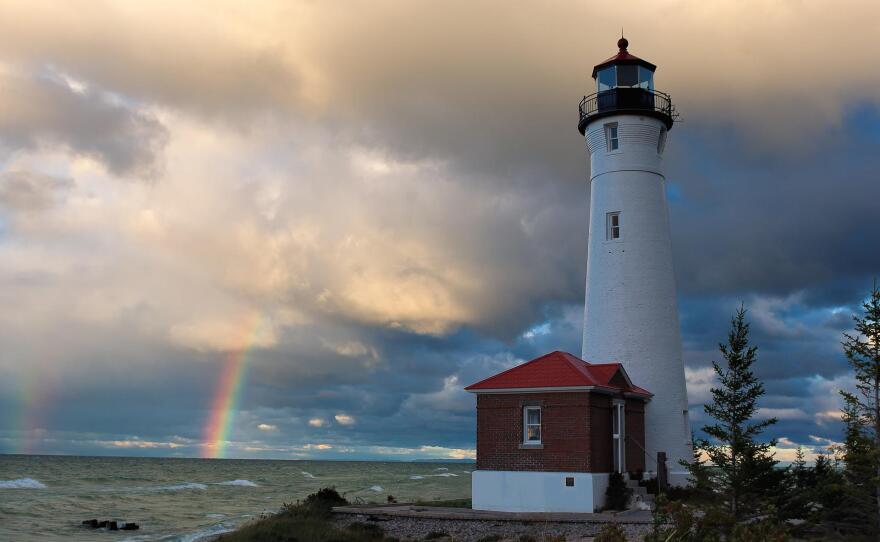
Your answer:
[612,400,626,473]
[523,406,541,444]
[605,123,619,151]
[606,211,621,241]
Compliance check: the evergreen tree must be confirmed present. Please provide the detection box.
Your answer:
[839,280,880,533]
[689,305,779,522]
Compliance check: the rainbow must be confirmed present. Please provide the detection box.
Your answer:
[12,367,53,455]
[201,313,265,459]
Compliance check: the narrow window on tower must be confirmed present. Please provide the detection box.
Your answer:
[607,212,621,240]
[523,406,541,444]
[605,123,619,151]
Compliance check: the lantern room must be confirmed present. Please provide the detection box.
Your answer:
[592,38,656,92]
[577,37,676,135]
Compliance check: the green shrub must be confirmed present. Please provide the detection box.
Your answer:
[424,532,449,540]
[604,471,632,511]
[476,535,503,542]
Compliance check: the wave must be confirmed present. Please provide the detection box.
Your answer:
[369,485,383,492]
[434,467,449,471]
[301,471,315,478]
[158,482,208,491]
[409,472,458,479]
[0,477,47,489]
[217,479,258,487]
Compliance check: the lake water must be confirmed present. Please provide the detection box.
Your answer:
[0,455,473,541]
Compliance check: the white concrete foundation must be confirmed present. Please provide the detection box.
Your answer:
[472,470,610,513]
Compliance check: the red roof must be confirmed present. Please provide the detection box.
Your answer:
[464,351,651,397]
[591,38,657,78]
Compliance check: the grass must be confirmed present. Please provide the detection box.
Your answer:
[217,487,398,542]
[216,488,473,542]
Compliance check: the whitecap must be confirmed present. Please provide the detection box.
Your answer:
[434,467,449,471]
[206,513,225,519]
[0,478,47,489]
[369,485,383,492]
[461,471,472,474]
[431,473,458,477]
[409,475,424,480]
[217,479,258,487]
[301,471,315,479]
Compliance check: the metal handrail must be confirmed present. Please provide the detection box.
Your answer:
[578,88,678,126]
[625,434,657,466]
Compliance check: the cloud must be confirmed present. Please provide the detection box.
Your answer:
[334,413,355,426]
[0,170,73,213]
[256,423,277,432]
[0,1,877,461]
[0,71,168,178]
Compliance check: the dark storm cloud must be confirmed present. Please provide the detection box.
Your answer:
[0,72,168,178]
[668,110,880,303]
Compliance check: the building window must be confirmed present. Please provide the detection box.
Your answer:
[606,212,621,240]
[658,127,667,155]
[523,406,541,443]
[605,123,619,151]
[565,477,575,487]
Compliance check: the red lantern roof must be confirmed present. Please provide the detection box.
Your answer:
[464,350,651,398]
[591,37,657,79]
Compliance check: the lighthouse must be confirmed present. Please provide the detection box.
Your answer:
[464,38,690,513]
[579,37,692,483]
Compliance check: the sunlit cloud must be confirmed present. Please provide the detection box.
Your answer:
[334,414,355,426]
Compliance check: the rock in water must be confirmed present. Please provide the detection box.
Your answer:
[108,521,118,531]
[81,519,98,528]
[121,522,140,530]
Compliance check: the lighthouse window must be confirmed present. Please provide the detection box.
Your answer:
[617,64,638,87]
[658,127,667,154]
[523,406,541,443]
[597,66,616,92]
[638,66,654,91]
[605,123,619,151]
[607,212,621,240]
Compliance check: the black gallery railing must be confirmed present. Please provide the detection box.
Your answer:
[578,88,677,126]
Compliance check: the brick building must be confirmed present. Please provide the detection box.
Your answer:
[465,351,650,512]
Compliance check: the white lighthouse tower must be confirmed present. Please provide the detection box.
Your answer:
[579,38,692,483]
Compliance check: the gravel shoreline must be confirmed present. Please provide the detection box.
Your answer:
[333,513,652,541]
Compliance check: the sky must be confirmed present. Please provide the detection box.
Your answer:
[1,0,879,462]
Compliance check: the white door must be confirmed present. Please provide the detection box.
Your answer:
[612,401,625,473]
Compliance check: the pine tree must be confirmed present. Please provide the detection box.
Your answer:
[839,280,880,533]
[690,305,779,522]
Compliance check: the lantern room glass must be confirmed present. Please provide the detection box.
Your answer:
[596,64,654,91]
[638,66,654,90]
[597,66,616,92]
